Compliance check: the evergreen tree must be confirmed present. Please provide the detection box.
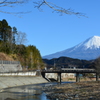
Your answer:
[0,19,18,54]
[12,27,17,44]
[1,19,9,42]
[0,19,43,70]
[26,45,43,69]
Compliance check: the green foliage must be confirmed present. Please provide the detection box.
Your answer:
[0,19,43,70]
[0,19,18,54]
[43,56,92,69]
[26,45,43,69]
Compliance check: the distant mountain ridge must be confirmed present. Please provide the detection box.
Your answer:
[43,56,92,69]
[43,36,100,60]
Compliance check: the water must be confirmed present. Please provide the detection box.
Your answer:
[0,83,57,100]
[0,82,73,100]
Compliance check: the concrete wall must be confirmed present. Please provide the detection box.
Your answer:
[62,73,75,78]
[45,73,75,80]
[0,71,48,90]
[0,76,48,90]
[0,64,22,72]
[0,71,36,76]
[0,61,22,72]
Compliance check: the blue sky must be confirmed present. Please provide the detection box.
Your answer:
[0,0,100,56]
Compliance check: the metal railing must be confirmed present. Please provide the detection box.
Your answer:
[41,68,96,73]
[0,60,20,64]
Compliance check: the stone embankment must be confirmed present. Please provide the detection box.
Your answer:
[0,76,48,90]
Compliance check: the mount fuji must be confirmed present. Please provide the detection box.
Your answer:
[43,36,100,60]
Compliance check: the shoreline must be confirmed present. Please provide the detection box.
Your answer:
[43,81,100,100]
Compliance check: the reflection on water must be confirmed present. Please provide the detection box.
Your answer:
[0,83,52,100]
[0,82,72,100]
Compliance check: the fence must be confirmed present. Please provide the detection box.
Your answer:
[0,71,37,76]
[0,60,20,64]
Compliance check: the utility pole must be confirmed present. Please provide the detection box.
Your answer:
[54,59,56,70]
[10,29,13,52]
[30,52,33,69]
[37,58,41,76]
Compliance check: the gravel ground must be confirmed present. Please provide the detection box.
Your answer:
[43,81,100,100]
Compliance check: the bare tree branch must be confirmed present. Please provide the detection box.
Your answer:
[16,31,28,45]
[0,0,30,15]
[0,0,7,4]
[34,0,87,17]
[0,10,31,15]
[0,0,87,17]
[0,0,24,6]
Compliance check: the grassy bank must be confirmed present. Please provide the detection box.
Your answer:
[62,77,97,82]
[43,81,100,100]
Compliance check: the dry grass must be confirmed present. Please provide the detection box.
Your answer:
[44,81,100,99]
[0,52,15,61]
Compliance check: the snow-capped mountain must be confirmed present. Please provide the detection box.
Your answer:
[43,36,100,60]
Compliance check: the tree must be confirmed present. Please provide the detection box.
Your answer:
[26,45,43,69]
[13,31,27,56]
[0,19,11,53]
[1,19,9,42]
[0,0,86,17]
[12,27,17,44]
[34,0,86,17]
[0,19,17,53]
[0,0,29,14]
[0,19,13,42]
[94,57,100,74]
[15,31,27,45]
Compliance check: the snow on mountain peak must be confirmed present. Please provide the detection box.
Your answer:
[43,35,100,60]
[70,36,100,52]
[83,36,100,49]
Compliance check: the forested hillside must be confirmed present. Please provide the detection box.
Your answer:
[43,57,93,69]
[0,19,44,70]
